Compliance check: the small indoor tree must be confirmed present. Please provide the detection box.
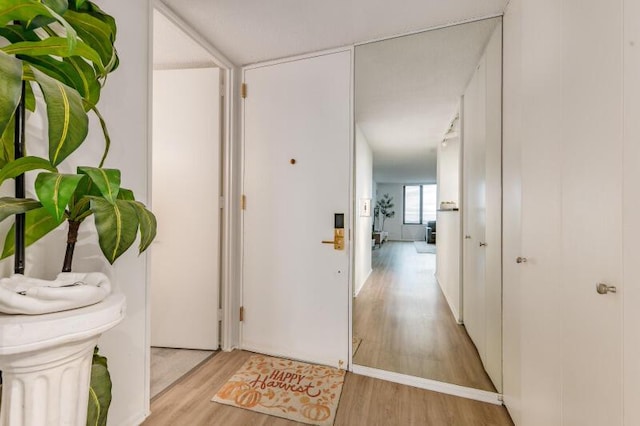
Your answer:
[375,193,395,231]
[0,2,156,424]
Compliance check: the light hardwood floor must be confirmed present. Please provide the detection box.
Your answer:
[353,241,496,391]
[151,347,215,398]
[143,350,513,425]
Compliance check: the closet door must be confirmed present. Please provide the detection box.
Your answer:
[503,0,624,424]
[560,1,623,423]
[462,24,502,392]
[462,55,487,360]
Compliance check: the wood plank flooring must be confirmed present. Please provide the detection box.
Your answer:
[353,242,496,391]
[143,350,513,426]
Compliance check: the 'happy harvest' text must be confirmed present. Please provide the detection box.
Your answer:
[249,369,321,397]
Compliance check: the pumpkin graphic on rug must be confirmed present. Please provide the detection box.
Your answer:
[212,354,346,426]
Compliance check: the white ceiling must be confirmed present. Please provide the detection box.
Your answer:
[159,1,507,183]
[162,0,508,66]
[356,18,500,183]
[153,9,217,68]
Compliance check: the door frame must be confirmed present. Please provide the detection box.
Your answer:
[238,46,355,363]
[147,0,236,408]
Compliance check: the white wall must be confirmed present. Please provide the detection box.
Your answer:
[354,125,373,296]
[93,2,151,424]
[435,120,461,321]
[375,183,429,241]
[437,136,460,206]
[435,211,461,321]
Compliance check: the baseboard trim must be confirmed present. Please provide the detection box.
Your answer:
[122,411,148,426]
[350,364,503,405]
[354,268,373,297]
[434,274,462,323]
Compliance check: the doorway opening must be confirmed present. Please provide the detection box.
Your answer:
[149,6,230,399]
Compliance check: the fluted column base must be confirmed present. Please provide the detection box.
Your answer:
[0,336,98,426]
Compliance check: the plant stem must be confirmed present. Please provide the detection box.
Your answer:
[14,81,26,275]
[62,221,81,273]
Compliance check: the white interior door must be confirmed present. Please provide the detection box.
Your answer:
[462,55,487,359]
[462,24,503,392]
[482,25,503,392]
[560,1,623,422]
[242,51,351,368]
[151,67,221,350]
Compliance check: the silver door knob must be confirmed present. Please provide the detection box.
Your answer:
[596,283,617,294]
[479,242,487,247]
[516,257,527,264]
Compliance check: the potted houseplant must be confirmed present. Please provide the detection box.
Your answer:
[375,193,395,231]
[0,1,156,424]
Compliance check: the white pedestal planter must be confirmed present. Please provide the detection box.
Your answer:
[0,294,125,426]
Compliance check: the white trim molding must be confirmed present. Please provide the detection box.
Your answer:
[350,364,503,405]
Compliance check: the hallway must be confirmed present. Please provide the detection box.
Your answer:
[143,350,512,425]
[353,242,495,391]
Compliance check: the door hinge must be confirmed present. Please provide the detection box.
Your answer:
[241,83,247,99]
[217,308,223,321]
[219,196,225,209]
[241,194,246,210]
[239,306,244,322]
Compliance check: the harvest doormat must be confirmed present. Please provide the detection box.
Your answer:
[212,354,346,426]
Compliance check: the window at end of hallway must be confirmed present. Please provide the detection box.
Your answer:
[403,184,437,224]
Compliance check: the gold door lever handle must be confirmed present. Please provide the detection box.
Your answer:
[323,228,345,250]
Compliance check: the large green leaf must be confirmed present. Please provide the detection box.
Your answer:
[116,188,134,201]
[0,50,22,141]
[0,0,77,51]
[1,206,63,259]
[86,347,112,426]
[30,66,88,166]
[72,1,116,39]
[0,25,40,43]
[23,55,78,89]
[0,197,41,222]
[42,0,68,15]
[129,201,156,253]
[63,9,116,72]
[25,0,69,29]
[2,37,104,74]
[89,197,138,264]
[0,0,54,27]
[65,57,100,107]
[35,172,83,221]
[78,167,120,203]
[0,115,14,168]
[0,156,57,186]
[24,81,36,112]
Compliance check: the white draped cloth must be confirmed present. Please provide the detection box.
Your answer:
[0,272,111,315]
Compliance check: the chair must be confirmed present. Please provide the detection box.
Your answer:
[426,221,436,244]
